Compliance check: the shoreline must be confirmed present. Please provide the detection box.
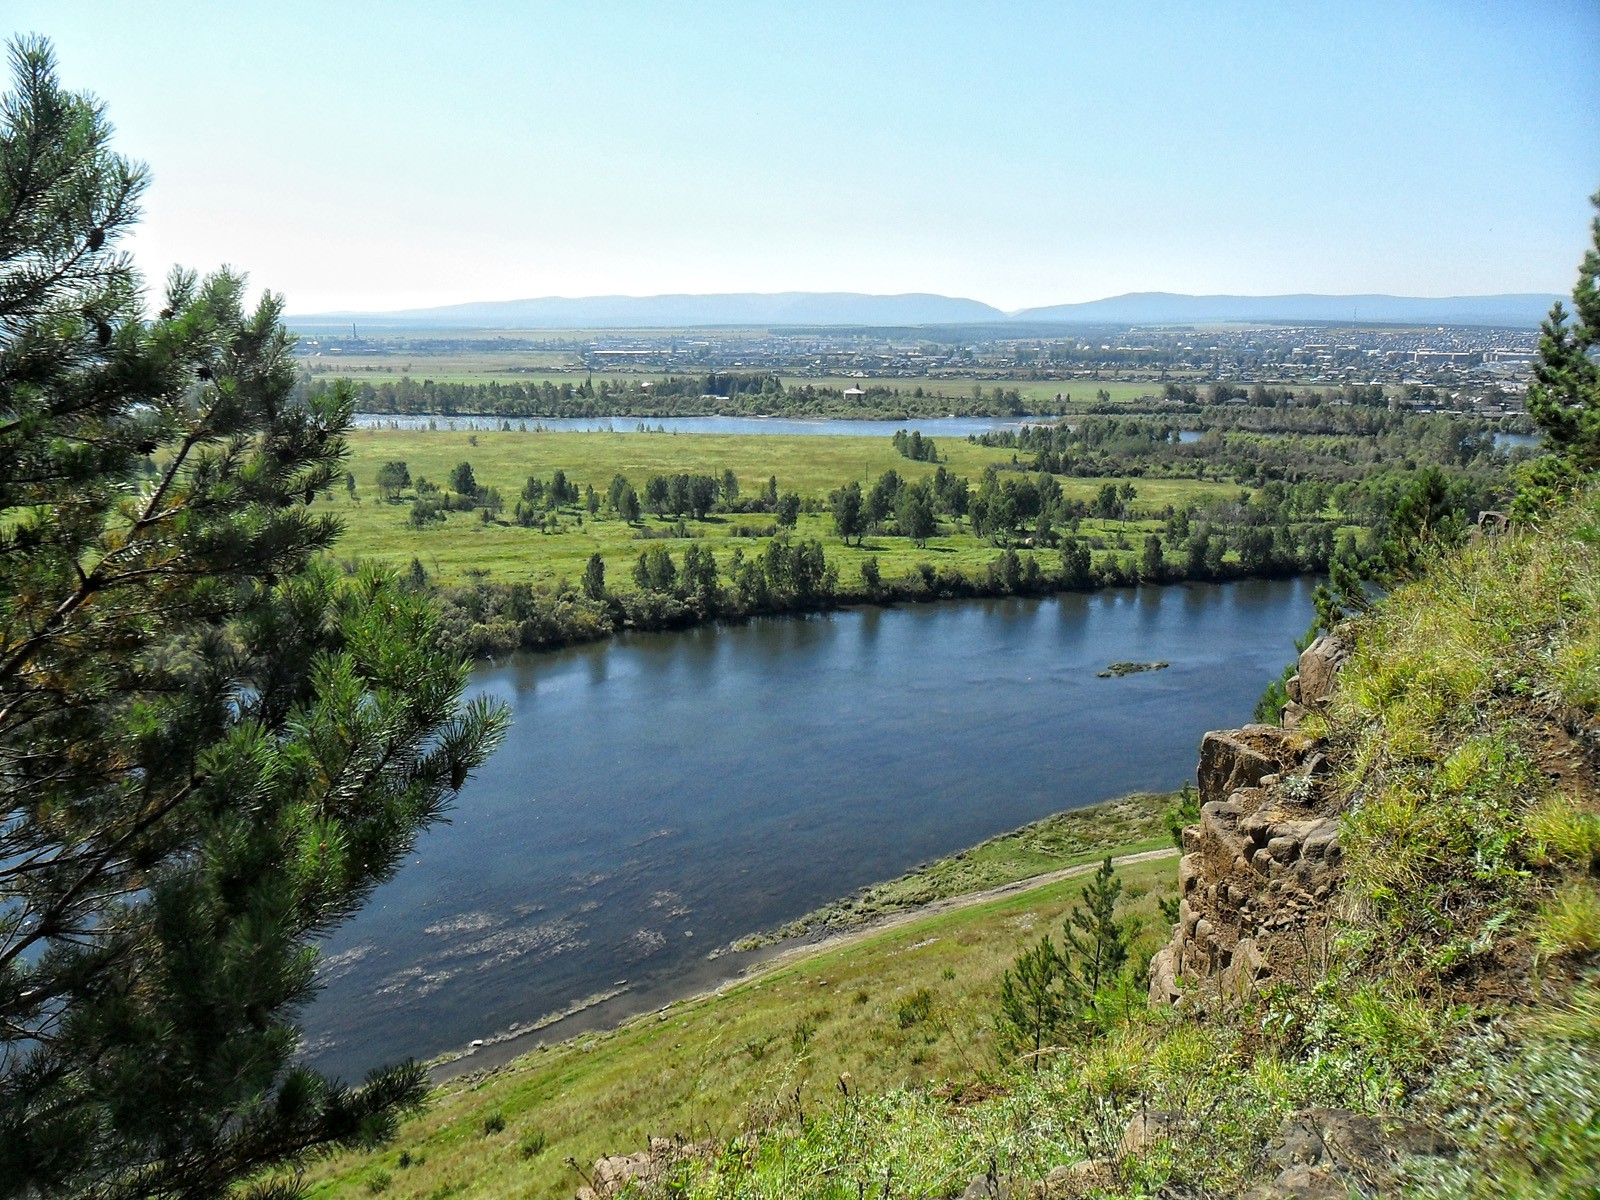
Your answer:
[450,567,1318,664]
[429,844,1179,1082]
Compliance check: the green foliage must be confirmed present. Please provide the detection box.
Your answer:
[376,459,412,500]
[1158,784,1199,928]
[0,38,507,1199]
[581,551,606,601]
[830,480,865,544]
[1059,536,1092,587]
[1254,619,1324,724]
[449,459,478,496]
[1527,192,1600,474]
[1526,796,1600,871]
[633,544,678,593]
[995,857,1132,1065]
[892,428,939,463]
[995,937,1069,1066]
[1398,985,1600,1198]
[775,491,801,528]
[1140,532,1165,581]
[1334,489,1600,975]
[1163,783,1198,850]
[790,1016,818,1055]
[1534,882,1600,959]
[1062,856,1131,1007]
[894,988,936,1029]
[897,481,938,547]
[859,554,881,595]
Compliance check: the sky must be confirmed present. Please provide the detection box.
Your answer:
[12,1,1600,314]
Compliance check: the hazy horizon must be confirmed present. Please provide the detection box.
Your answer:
[282,289,1564,333]
[288,286,1564,316]
[14,2,1600,313]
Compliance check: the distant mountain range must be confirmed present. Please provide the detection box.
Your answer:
[287,290,1562,331]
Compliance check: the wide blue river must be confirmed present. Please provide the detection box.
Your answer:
[352,413,1045,437]
[305,578,1315,1078]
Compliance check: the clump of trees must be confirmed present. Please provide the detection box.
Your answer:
[644,472,721,519]
[973,407,1520,486]
[829,467,968,547]
[891,428,940,462]
[376,459,412,499]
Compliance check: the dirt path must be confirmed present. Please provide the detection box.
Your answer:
[746,845,1182,975]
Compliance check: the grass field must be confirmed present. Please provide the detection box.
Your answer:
[322,429,1243,587]
[299,802,1180,1200]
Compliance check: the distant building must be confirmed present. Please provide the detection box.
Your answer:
[843,386,867,402]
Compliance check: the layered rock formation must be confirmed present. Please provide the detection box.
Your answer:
[1149,634,1350,1007]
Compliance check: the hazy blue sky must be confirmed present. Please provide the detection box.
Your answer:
[13,1,1600,313]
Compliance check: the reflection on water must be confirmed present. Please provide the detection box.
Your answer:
[306,579,1315,1078]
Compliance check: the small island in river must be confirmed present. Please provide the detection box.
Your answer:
[1097,660,1170,678]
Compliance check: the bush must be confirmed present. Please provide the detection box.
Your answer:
[895,988,935,1028]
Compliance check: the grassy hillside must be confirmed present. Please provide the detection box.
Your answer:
[298,828,1182,1199]
[302,491,1600,1199]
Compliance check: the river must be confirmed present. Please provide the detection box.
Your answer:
[305,578,1316,1078]
[352,413,1051,437]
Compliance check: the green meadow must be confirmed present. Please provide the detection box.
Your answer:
[323,428,1243,587]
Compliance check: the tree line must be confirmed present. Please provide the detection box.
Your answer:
[970,408,1522,485]
[307,375,1055,419]
[373,459,809,533]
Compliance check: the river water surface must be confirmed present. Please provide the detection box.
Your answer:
[306,579,1315,1078]
[352,413,1051,437]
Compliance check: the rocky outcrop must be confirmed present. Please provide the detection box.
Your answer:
[1149,634,1350,1007]
[573,1136,709,1199]
[1281,634,1348,730]
[1240,1106,1456,1198]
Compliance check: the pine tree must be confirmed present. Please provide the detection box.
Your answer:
[1528,192,1600,470]
[582,552,607,601]
[994,936,1067,1070]
[1061,856,1130,1012]
[0,38,507,1198]
[1519,192,1600,517]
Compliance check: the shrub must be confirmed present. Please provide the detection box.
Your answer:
[791,1017,818,1054]
[895,988,935,1028]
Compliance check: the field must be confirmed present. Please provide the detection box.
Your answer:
[300,801,1180,1200]
[322,429,1244,587]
